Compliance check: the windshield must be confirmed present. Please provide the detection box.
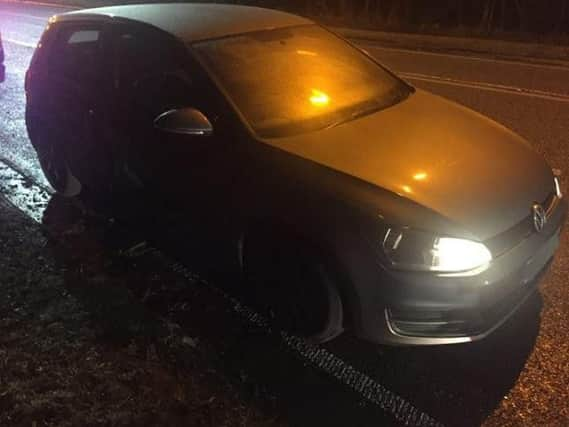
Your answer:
[192,25,411,138]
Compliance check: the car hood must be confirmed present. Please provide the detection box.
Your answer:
[262,89,554,240]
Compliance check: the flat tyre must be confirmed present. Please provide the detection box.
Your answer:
[244,234,343,343]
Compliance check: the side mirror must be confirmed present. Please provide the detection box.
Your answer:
[154,108,213,136]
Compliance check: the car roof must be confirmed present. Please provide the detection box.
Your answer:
[60,3,312,43]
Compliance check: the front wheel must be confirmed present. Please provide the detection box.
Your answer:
[244,234,344,343]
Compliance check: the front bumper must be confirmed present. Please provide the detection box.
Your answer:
[359,196,567,346]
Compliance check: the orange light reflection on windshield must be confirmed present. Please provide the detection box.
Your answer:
[297,49,318,56]
[310,89,330,107]
[413,172,428,181]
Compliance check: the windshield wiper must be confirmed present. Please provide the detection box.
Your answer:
[324,88,412,131]
[324,102,383,130]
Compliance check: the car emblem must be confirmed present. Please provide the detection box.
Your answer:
[532,203,547,233]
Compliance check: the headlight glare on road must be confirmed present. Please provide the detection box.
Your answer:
[382,227,492,273]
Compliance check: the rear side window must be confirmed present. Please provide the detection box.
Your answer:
[112,25,194,118]
[48,24,102,84]
[67,29,99,44]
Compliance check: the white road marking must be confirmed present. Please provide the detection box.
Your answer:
[0,10,48,21]
[360,44,569,71]
[0,157,443,427]
[3,37,37,48]
[0,0,77,11]
[400,71,569,103]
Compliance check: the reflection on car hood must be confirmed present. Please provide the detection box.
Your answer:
[263,89,553,240]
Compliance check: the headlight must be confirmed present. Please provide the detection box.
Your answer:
[382,227,492,273]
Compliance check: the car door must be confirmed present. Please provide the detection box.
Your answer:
[42,21,112,187]
[110,23,244,274]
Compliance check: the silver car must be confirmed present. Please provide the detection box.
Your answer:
[25,4,567,346]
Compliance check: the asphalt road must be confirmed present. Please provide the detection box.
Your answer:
[1,2,569,426]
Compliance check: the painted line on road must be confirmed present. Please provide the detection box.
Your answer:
[400,71,569,103]
[4,37,37,48]
[361,44,569,71]
[0,157,444,427]
[0,0,78,11]
[0,10,48,21]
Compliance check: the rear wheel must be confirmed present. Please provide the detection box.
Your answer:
[244,233,343,343]
[33,126,82,197]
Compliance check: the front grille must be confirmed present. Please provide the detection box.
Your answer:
[485,192,556,257]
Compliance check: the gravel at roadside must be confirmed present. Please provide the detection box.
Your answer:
[0,194,284,427]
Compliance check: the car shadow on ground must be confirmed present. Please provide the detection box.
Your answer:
[41,194,541,427]
[40,194,399,427]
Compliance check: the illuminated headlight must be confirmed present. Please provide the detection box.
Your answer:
[382,227,492,273]
[554,176,562,198]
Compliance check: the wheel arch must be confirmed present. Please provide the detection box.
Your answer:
[239,217,364,336]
